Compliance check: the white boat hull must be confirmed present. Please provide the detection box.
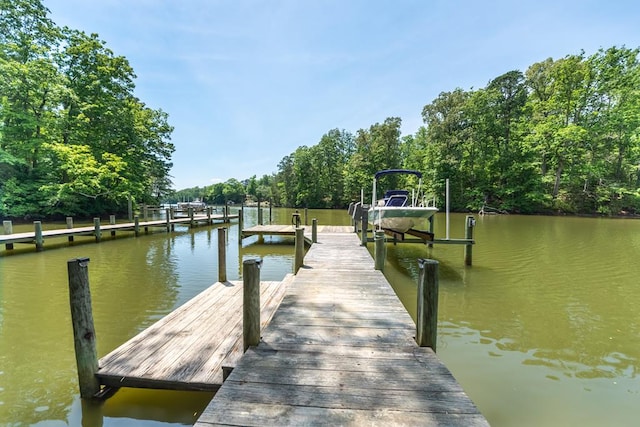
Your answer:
[369,206,437,233]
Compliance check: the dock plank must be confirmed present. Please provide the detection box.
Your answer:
[195,232,488,426]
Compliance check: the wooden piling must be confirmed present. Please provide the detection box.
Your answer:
[165,208,171,232]
[238,208,243,245]
[66,217,74,242]
[258,200,263,225]
[3,220,13,250]
[207,206,212,225]
[304,207,308,226]
[360,208,368,246]
[93,218,101,242]
[218,227,227,282]
[465,215,475,266]
[243,259,262,351]
[311,218,318,243]
[134,215,140,236]
[374,230,385,271]
[109,215,116,236]
[67,257,100,398]
[416,258,439,351]
[34,221,44,251]
[224,203,229,222]
[189,207,194,227]
[428,215,434,248]
[294,227,305,273]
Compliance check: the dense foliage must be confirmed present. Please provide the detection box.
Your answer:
[181,46,639,216]
[0,0,174,219]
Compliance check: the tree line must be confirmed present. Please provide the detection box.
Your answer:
[3,1,638,218]
[0,0,174,219]
[176,45,640,216]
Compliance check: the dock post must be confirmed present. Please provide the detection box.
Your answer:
[66,217,74,242]
[134,215,140,236]
[207,206,212,225]
[416,258,439,351]
[165,208,171,232]
[311,218,318,243]
[93,218,101,242]
[218,227,227,282]
[109,215,116,236]
[269,202,272,224]
[374,230,385,271]
[238,208,243,245]
[258,200,263,225]
[304,207,308,226]
[465,215,475,266]
[360,208,368,246]
[224,202,229,222]
[3,220,13,250]
[34,221,44,251]
[294,227,305,273]
[243,258,262,351]
[428,215,434,248]
[67,257,100,399]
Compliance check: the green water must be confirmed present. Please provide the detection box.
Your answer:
[0,209,638,426]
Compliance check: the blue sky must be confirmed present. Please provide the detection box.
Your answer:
[44,0,640,190]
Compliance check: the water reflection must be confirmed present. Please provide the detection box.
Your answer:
[382,214,639,399]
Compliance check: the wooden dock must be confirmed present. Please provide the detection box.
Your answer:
[95,276,290,393]
[194,228,488,426]
[0,213,237,253]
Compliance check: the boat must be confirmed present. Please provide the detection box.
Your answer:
[368,169,438,233]
[177,199,207,212]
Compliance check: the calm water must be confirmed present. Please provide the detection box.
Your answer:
[0,209,638,426]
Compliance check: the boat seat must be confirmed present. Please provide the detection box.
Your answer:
[386,195,408,207]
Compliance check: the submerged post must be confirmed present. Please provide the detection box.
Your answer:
[465,215,475,266]
[294,226,305,273]
[374,230,385,271]
[360,208,368,246]
[311,218,318,243]
[218,227,227,282]
[3,220,13,250]
[34,221,44,251]
[93,218,101,243]
[243,258,262,351]
[67,257,100,398]
[416,259,439,351]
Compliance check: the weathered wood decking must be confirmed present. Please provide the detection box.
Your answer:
[95,276,290,392]
[195,229,488,426]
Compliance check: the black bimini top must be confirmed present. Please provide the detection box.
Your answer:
[374,169,422,179]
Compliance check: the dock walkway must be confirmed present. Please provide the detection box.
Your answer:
[195,228,488,426]
[1,214,237,253]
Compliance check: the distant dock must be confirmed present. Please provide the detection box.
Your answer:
[1,210,237,254]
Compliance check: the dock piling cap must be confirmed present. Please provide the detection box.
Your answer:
[243,258,263,268]
[70,257,90,267]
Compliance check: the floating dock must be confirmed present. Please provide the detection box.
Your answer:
[194,228,488,426]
